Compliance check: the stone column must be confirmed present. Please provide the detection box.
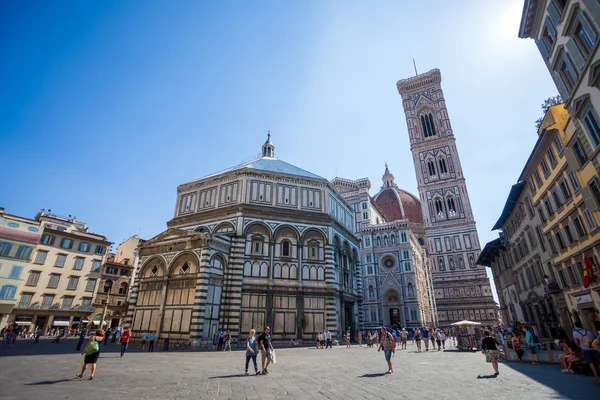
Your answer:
[190,247,210,342]
[219,235,245,338]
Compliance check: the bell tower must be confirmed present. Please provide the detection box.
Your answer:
[397,69,497,325]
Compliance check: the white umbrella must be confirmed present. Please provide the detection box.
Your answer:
[450,320,481,326]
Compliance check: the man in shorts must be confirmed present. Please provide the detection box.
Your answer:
[422,327,430,351]
[377,327,395,374]
[400,328,408,350]
[572,321,599,382]
[524,326,538,364]
[258,326,274,375]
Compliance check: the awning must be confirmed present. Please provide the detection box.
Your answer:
[82,319,90,323]
[92,321,107,326]
[52,321,70,327]
[15,321,32,325]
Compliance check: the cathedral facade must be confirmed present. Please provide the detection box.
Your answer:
[396,69,497,325]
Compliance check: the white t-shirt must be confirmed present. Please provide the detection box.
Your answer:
[573,328,594,350]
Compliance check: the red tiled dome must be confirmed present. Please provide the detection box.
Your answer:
[374,187,423,224]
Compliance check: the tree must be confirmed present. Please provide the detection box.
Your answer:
[535,95,563,129]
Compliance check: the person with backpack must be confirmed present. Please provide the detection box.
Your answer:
[377,327,395,374]
[524,326,538,364]
[572,321,600,382]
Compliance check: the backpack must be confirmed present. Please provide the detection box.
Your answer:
[531,332,539,344]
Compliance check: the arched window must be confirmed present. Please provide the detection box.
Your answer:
[0,285,16,299]
[368,285,374,299]
[438,158,448,174]
[103,280,113,293]
[427,160,436,176]
[434,199,444,215]
[282,240,291,257]
[212,256,224,269]
[421,113,437,138]
[119,282,128,295]
[311,247,317,258]
[447,197,456,214]
[407,282,414,297]
[390,234,396,245]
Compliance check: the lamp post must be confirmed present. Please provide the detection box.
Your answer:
[100,292,110,330]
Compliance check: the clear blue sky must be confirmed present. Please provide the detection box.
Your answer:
[1,1,557,299]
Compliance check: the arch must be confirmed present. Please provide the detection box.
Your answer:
[376,236,381,247]
[438,157,448,174]
[273,224,301,241]
[168,251,199,276]
[446,195,457,214]
[193,226,210,233]
[390,234,396,245]
[383,235,388,246]
[434,197,444,216]
[214,221,235,233]
[426,158,437,177]
[301,228,328,245]
[103,279,113,293]
[384,289,400,302]
[243,221,272,238]
[140,256,167,278]
[210,254,226,270]
[119,282,128,295]
[420,111,437,138]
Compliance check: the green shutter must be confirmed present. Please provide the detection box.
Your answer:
[582,0,600,28]
[566,38,586,70]
[579,9,598,44]
[552,71,569,99]
[547,0,561,26]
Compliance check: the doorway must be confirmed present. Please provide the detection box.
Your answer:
[344,303,354,339]
[389,308,401,326]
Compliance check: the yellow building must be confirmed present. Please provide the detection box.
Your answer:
[0,208,42,328]
[527,104,600,333]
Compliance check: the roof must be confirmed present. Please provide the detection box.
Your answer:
[518,0,541,39]
[0,226,41,244]
[188,156,328,184]
[491,182,526,230]
[477,238,505,267]
[373,187,423,224]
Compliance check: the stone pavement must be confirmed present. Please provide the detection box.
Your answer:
[0,338,598,399]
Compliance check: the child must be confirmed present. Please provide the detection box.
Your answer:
[245,329,260,375]
[560,341,581,373]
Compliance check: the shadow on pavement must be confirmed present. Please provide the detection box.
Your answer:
[25,379,74,385]
[209,374,250,379]
[359,373,389,378]
[476,374,497,379]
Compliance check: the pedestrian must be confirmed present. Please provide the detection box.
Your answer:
[52,329,61,344]
[76,329,87,352]
[358,331,363,347]
[34,326,41,344]
[245,329,260,375]
[511,332,523,362]
[481,330,500,376]
[258,326,274,375]
[326,330,332,349]
[411,328,415,345]
[422,327,430,351]
[558,341,581,373]
[75,329,104,380]
[435,329,443,351]
[315,333,321,349]
[149,332,155,352]
[414,328,422,352]
[524,326,539,364]
[217,330,224,351]
[224,330,232,351]
[120,327,132,358]
[345,331,351,348]
[320,331,326,349]
[430,328,436,350]
[62,327,70,344]
[377,327,395,374]
[139,331,147,350]
[440,329,446,349]
[572,321,600,382]
[400,328,407,350]
[104,328,111,346]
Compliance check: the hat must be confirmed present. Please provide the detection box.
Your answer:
[402,328,406,331]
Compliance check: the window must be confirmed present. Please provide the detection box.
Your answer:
[94,245,106,255]
[361,202,368,210]
[573,11,597,56]
[540,159,550,176]
[583,108,600,146]
[106,266,118,274]
[573,140,588,165]
[558,55,577,91]
[59,238,73,249]
[434,198,444,215]
[421,113,436,137]
[427,160,436,176]
[591,180,600,207]
[404,262,411,272]
[560,180,572,202]
[438,158,448,174]
[41,234,55,245]
[534,169,543,187]
[67,276,79,290]
[447,197,456,213]
[536,226,546,252]
[401,232,407,242]
[547,147,557,167]
[526,196,535,217]
[78,242,90,252]
[574,216,587,237]
[103,279,113,293]
[583,208,598,230]
[552,189,563,209]
[5,265,20,280]
[19,293,32,308]
[47,273,61,288]
[547,235,557,254]
[555,232,566,250]
[0,285,16,300]
[119,282,128,295]
[366,254,372,263]
[367,265,373,275]
[365,237,371,247]
[529,176,537,192]
[564,225,575,244]
[0,242,12,257]
[554,134,564,153]
[26,271,40,286]
[538,206,547,223]
[15,245,33,260]
[91,260,101,272]
[73,257,84,270]
[362,212,368,220]
[403,250,410,260]
[85,279,97,292]
[252,239,262,255]
[568,170,581,191]
[62,296,74,309]
[55,254,66,267]
[41,295,54,308]
[35,251,47,264]
[82,297,92,306]
[542,18,557,48]
[544,197,554,218]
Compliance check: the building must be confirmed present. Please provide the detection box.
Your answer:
[114,234,145,296]
[126,136,362,343]
[520,0,600,333]
[10,210,111,332]
[90,253,133,329]
[0,208,42,328]
[397,69,498,325]
[332,166,436,330]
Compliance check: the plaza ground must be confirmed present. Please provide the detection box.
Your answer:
[0,338,597,399]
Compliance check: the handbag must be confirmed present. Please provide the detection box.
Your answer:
[84,340,99,356]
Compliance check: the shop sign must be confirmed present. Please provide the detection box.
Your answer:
[575,294,593,305]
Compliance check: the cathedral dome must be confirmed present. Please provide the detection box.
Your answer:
[373,164,423,224]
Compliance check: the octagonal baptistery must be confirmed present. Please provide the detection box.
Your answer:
[127,135,362,345]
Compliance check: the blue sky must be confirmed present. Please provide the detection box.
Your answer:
[1,1,557,299]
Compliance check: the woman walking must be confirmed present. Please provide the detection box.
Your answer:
[224,330,232,351]
[481,330,500,376]
[245,329,260,375]
[345,331,351,348]
[358,331,363,347]
[414,328,422,352]
[76,329,104,380]
[511,332,524,362]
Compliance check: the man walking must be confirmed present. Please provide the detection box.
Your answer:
[400,328,407,350]
[149,332,156,352]
[326,330,332,349]
[377,327,395,374]
[258,326,274,375]
[76,328,86,352]
[524,326,538,364]
[422,327,430,351]
[217,330,225,351]
[120,327,132,358]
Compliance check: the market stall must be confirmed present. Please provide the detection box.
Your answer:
[451,320,482,351]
